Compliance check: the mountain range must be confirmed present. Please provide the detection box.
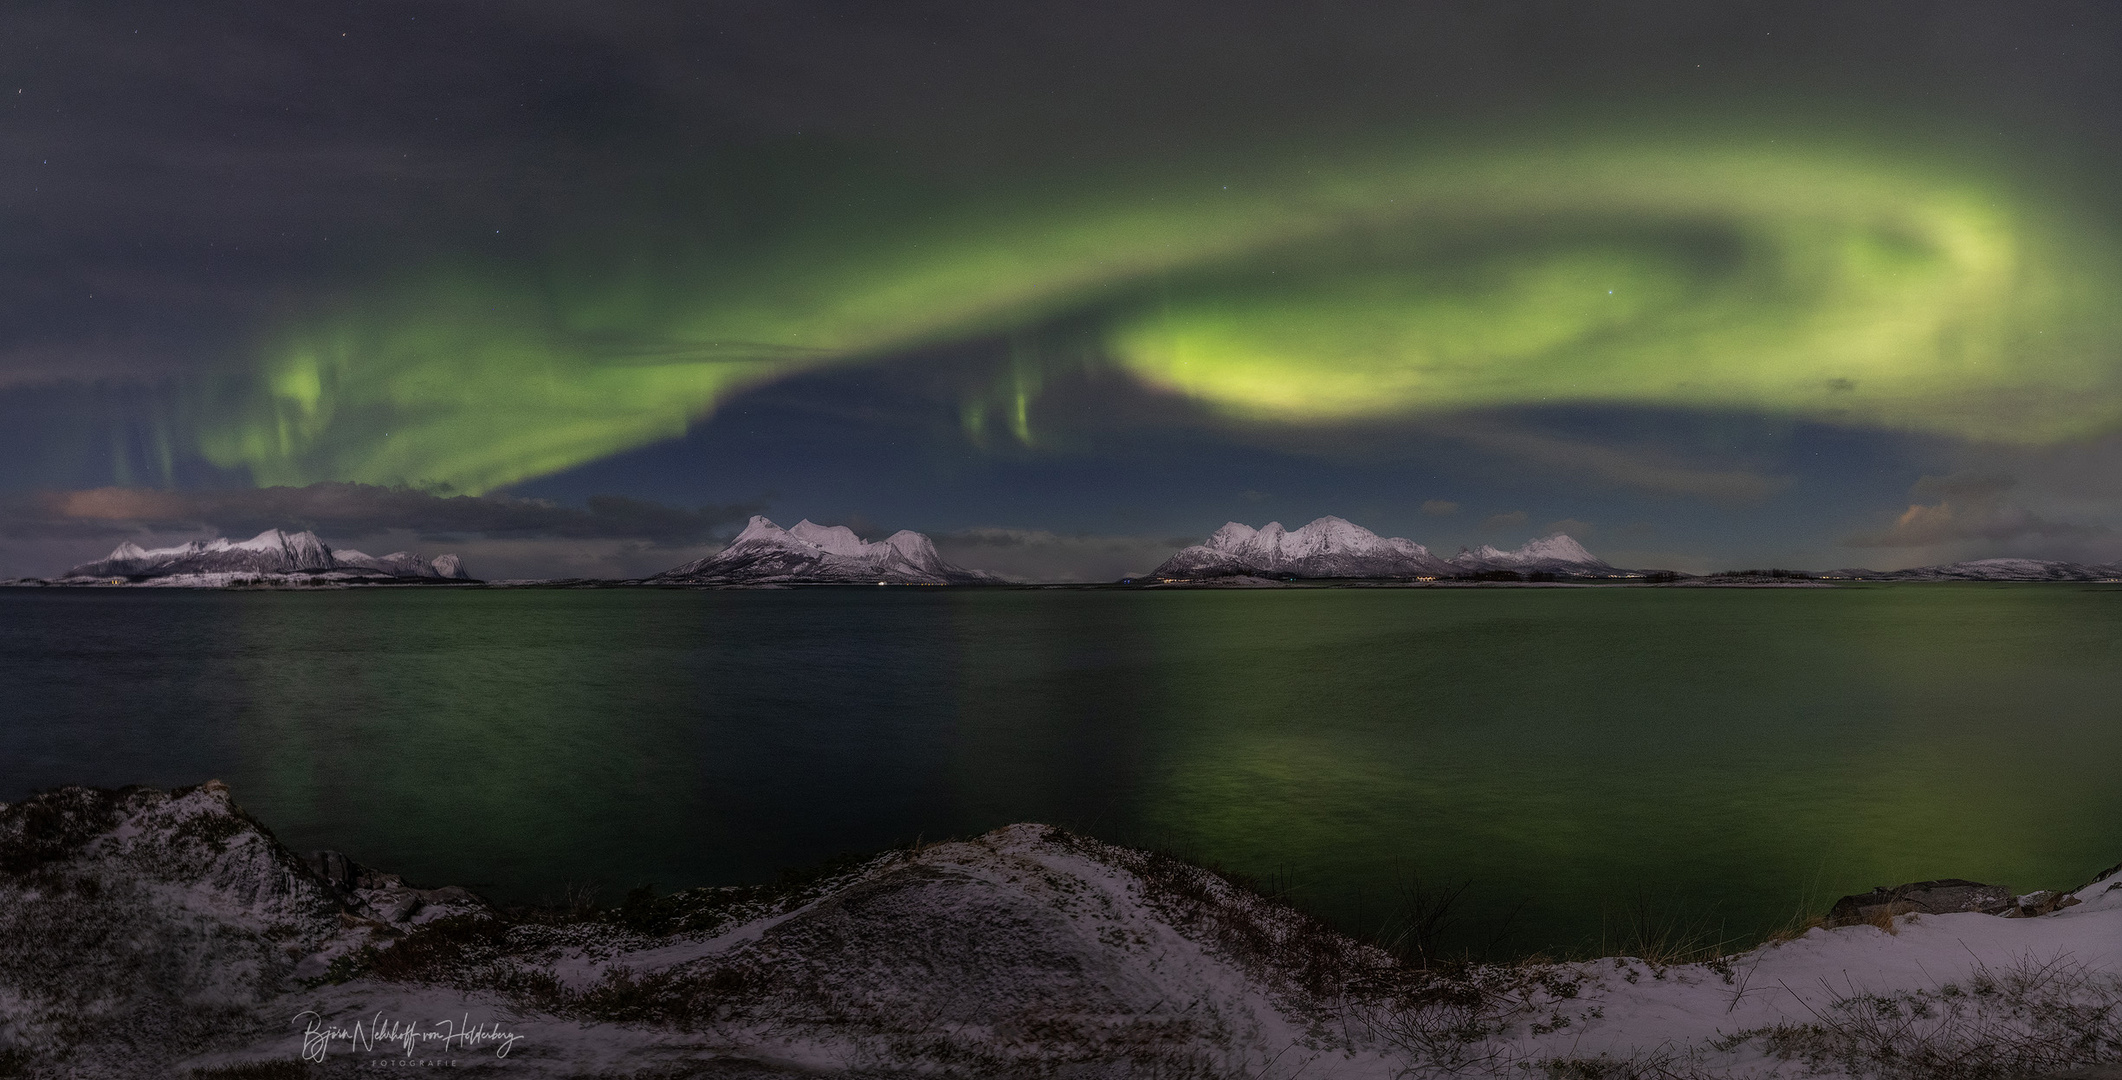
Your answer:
[650,515,996,585]
[1148,517,1630,580]
[56,529,472,585]
[1822,558,2122,582]
[16,517,2122,588]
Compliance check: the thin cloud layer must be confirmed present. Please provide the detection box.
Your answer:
[1441,423,1792,504]
[932,527,1197,583]
[1844,472,2108,549]
[2,483,762,546]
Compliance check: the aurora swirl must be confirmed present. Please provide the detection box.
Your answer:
[200,124,2122,494]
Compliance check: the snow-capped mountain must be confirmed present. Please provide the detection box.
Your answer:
[651,516,996,585]
[331,549,470,579]
[1150,517,1457,579]
[1448,534,1625,576]
[59,529,473,585]
[1149,518,1633,580]
[1825,558,2122,582]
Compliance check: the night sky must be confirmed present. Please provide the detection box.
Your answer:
[6,1,2122,579]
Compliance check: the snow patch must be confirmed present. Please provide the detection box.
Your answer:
[653,515,994,585]
[53,529,472,585]
[5,784,2118,1078]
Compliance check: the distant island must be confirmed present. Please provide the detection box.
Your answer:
[1148,517,1638,582]
[1814,558,2122,582]
[18,529,474,587]
[1147,516,2122,585]
[648,515,998,585]
[8,515,2122,588]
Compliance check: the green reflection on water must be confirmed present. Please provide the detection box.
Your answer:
[7,585,2115,954]
[221,591,728,893]
[946,586,2122,952]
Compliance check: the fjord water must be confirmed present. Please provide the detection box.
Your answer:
[4,586,2118,953]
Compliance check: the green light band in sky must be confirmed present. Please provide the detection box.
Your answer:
[201,128,2122,493]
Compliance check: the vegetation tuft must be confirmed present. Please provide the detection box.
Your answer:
[1716,954,2122,1079]
[188,1062,310,1079]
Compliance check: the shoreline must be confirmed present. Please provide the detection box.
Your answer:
[13,576,2121,590]
[3,782,2117,1078]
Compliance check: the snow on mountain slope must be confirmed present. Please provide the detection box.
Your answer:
[652,515,995,584]
[1151,516,1455,579]
[58,529,472,584]
[332,549,459,578]
[1151,517,1631,579]
[786,519,871,558]
[1449,532,1621,574]
[1832,558,2122,582]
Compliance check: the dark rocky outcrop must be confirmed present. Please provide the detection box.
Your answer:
[0,783,487,1076]
[4,783,2118,1077]
[1826,878,2083,927]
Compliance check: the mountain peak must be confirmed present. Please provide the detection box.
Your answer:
[788,520,870,558]
[1153,518,1625,580]
[883,530,941,565]
[653,517,992,584]
[59,528,469,583]
[730,515,787,546]
[1449,533,1613,572]
[1521,534,1598,564]
[1153,516,1448,579]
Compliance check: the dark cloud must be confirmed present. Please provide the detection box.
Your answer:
[10,0,2122,399]
[1844,472,2106,548]
[1909,471,2017,500]
[1443,422,1792,504]
[932,527,1195,583]
[0,483,762,546]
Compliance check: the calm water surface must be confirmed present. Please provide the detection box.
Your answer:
[3,586,2118,953]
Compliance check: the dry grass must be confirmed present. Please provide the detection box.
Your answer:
[1533,1048,1722,1079]
[1595,888,1743,968]
[1039,826,1402,1007]
[268,826,2122,1079]
[1718,953,2122,1080]
[188,1063,310,1079]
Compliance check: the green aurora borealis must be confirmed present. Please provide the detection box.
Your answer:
[200,123,2122,495]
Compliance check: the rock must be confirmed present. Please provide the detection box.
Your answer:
[1826,878,2016,926]
[0,783,347,1075]
[2004,889,2083,918]
[11,782,2121,1077]
[1,786,1394,1077]
[303,849,360,893]
[1825,877,2092,927]
[370,888,424,923]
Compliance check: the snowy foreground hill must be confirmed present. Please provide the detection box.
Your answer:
[33,528,473,586]
[2,783,2116,1078]
[652,515,995,585]
[1151,517,1634,581]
